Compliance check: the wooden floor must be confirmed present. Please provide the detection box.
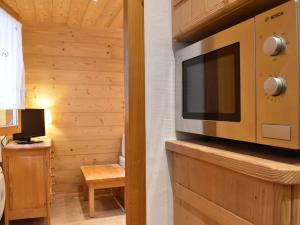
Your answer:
[7,195,126,225]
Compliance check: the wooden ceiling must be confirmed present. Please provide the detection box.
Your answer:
[3,0,123,29]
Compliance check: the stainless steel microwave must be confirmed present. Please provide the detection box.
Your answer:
[175,1,300,150]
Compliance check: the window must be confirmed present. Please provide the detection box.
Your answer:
[0,7,25,133]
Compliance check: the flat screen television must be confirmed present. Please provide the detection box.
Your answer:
[13,109,45,144]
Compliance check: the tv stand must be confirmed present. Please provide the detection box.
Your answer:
[3,138,53,225]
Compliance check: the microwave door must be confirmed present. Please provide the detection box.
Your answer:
[182,43,241,122]
[176,18,256,143]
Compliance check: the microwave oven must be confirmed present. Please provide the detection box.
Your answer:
[175,1,300,150]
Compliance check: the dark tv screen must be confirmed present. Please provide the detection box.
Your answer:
[13,109,45,140]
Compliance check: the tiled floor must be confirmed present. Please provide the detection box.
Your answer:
[8,195,126,225]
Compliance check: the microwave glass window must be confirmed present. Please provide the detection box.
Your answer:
[182,42,241,121]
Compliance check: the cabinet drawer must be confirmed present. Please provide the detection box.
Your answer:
[173,154,291,225]
[175,183,253,225]
[205,0,226,12]
[173,0,288,41]
[173,0,191,37]
[173,0,185,6]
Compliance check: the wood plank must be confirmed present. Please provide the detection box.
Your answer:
[23,31,123,47]
[47,126,123,141]
[167,140,300,184]
[81,0,109,27]
[175,183,253,225]
[34,0,52,23]
[24,54,123,72]
[53,139,122,156]
[53,112,124,127]
[52,0,72,24]
[97,0,123,28]
[173,153,276,224]
[110,8,123,29]
[26,84,124,99]
[292,185,300,225]
[25,70,123,86]
[15,0,35,22]
[54,153,119,170]
[23,40,122,59]
[273,184,291,225]
[54,169,84,184]
[174,198,219,225]
[23,24,123,40]
[124,0,146,225]
[67,0,90,26]
[26,98,124,113]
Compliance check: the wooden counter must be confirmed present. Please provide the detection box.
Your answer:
[166,139,300,225]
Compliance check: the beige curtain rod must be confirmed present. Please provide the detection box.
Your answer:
[0,0,20,22]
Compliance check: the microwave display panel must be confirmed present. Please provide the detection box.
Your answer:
[182,42,241,122]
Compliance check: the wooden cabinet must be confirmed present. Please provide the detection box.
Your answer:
[166,140,300,225]
[173,0,288,41]
[3,139,52,225]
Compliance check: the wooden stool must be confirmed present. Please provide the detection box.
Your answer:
[80,164,125,217]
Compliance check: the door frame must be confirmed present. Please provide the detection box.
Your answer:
[124,1,146,225]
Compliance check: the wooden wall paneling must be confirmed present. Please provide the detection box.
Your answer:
[34,0,52,23]
[24,54,123,72]
[110,9,124,29]
[53,139,122,156]
[54,153,120,171]
[67,0,90,26]
[25,70,124,86]
[52,0,71,24]
[23,40,122,59]
[81,0,109,27]
[26,98,124,114]
[23,25,124,196]
[25,84,124,99]
[3,0,123,29]
[22,24,123,41]
[52,112,124,127]
[46,126,124,141]
[96,0,123,28]
[15,0,35,22]
[124,0,146,225]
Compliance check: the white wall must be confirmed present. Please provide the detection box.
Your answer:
[144,0,176,224]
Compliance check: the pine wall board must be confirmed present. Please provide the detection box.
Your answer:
[23,24,124,197]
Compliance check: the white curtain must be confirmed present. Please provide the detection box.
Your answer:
[0,8,25,109]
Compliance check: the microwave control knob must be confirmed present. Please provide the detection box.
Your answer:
[263,36,286,56]
[264,77,286,96]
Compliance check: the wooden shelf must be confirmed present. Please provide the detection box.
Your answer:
[167,139,300,225]
[166,139,300,185]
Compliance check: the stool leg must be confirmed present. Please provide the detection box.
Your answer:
[89,186,95,218]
